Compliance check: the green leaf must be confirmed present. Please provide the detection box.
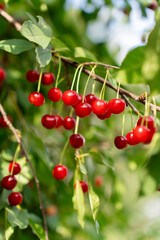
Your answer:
[29,219,45,240]
[108,75,117,89]
[7,207,29,229]
[121,83,150,96]
[26,12,37,24]
[89,150,114,170]
[37,16,53,37]
[74,47,97,61]
[35,44,52,67]
[5,226,14,240]
[0,39,34,55]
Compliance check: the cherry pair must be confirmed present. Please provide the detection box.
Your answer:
[41,115,75,130]
[26,70,55,85]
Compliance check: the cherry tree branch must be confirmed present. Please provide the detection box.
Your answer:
[0,104,49,240]
[0,9,21,31]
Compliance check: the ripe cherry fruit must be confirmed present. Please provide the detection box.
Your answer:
[97,107,111,120]
[1,175,17,190]
[108,99,125,114]
[85,94,98,105]
[69,134,85,149]
[72,95,87,108]
[62,90,79,106]
[75,103,91,118]
[137,116,154,129]
[133,126,150,143]
[52,165,68,180]
[41,115,57,129]
[48,88,62,102]
[28,92,45,106]
[26,70,39,83]
[63,117,76,130]
[74,181,88,194]
[91,100,108,115]
[126,132,139,146]
[9,162,21,175]
[54,115,63,128]
[114,136,128,149]
[0,68,6,83]
[8,192,23,206]
[144,127,156,144]
[0,115,12,128]
[41,72,55,85]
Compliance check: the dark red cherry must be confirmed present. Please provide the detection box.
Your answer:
[63,117,76,130]
[108,99,125,114]
[41,72,55,85]
[1,175,17,190]
[52,165,68,180]
[72,95,87,108]
[54,115,63,128]
[96,107,111,120]
[74,181,88,193]
[8,192,23,206]
[133,126,150,143]
[0,115,12,128]
[62,90,79,106]
[147,2,158,10]
[137,116,154,129]
[41,115,57,129]
[69,134,85,149]
[26,70,39,83]
[144,127,156,144]
[126,132,139,145]
[9,162,21,175]
[114,136,128,149]
[28,92,45,106]
[85,94,98,105]
[48,88,62,102]
[75,103,91,118]
[0,68,6,83]
[91,100,108,115]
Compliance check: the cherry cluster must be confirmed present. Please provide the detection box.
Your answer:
[114,116,156,149]
[1,162,23,206]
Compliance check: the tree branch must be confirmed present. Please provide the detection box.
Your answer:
[0,9,21,31]
[0,104,49,240]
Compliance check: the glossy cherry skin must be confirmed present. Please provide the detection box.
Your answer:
[75,103,91,118]
[52,165,68,180]
[96,107,112,120]
[85,94,98,105]
[54,115,63,128]
[1,175,17,190]
[91,100,108,115]
[62,90,79,106]
[74,181,88,194]
[72,95,87,108]
[28,92,45,106]
[9,162,21,175]
[95,176,104,187]
[133,126,150,143]
[41,72,55,85]
[0,115,12,128]
[48,88,62,102]
[114,136,128,149]
[137,116,154,129]
[41,115,57,129]
[63,117,76,130]
[8,192,23,206]
[108,99,125,114]
[69,134,85,149]
[144,127,156,144]
[0,68,6,83]
[26,70,39,83]
[126,132,139,145]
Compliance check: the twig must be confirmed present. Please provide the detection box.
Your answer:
[0,104,49,240]
[0,9,21,31]
[81,62,120,69]
[121,94,140,115]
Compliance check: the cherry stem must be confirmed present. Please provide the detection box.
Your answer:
[11,144,21,175]
[144,92,148,117]
[121,114,125,136]
[37,69,43,93]
[76,66,83,94]
[153,96,157,127]
[82,65,96,102]
[59,139,69,165]
[5,208,8,240]
[57,102,63,115]
[71,64,83,91]
[130,108,134,130]
[92,80,96,95]
[75,116,80,134]
[55,56,61,88]
[99,68,109,100]
[69,107,74,117]
[50,101,53,115]
[116,81,120,99]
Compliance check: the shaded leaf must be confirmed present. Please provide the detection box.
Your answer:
[74,47,97,61]
[88,182,100,222]
[0,39,34,54]
[7,207,28,229]
[35,44,52,67]
[29,219,45,240]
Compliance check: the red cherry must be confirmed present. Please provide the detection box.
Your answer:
[63,117,76,130]
[85,94,98,105]
[69,134,85,149]
[54,115,63,128]
[52,165,68,180]
[9,162,21,175]
[48,88,62,102]
[0,115,12,128]
[41,115,57,129]
[0,68,6,83]
[137,116,154,129]
[126,132,139,145]
[28,92,45,106]
[74,181,88,194]
[41,72,55,85]
[91,100,108,115]
[96,107,112,120]
[75,103,91,118]
[72,95,87,108]
[114,136,128,149]
[62,90,79,106]
[26,70,39,83]
[133,126,150,143]
[147,2,158,10]
[0,3,5,9]
[144,127,156,144]
[108,99,125,114]
[8,192,23,206]
[1,175,17,190]
[94,176,104,187]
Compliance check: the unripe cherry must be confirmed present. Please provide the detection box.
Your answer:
[75,103,91,118]
[9,162,21,175]
[63,117,76,130]
[41,115,57,129]
[91,100,108,115]
[48,88,62,102]
[1,175,17,190]
[28,92,45,107]
[26,70,39,83]
[52,165,68,180]
[41,72,55,85]
[108,99,125,114]
[62,90,79,106]
[114,136,128,149]
[69,134,85,149]
[8,192,23,206]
